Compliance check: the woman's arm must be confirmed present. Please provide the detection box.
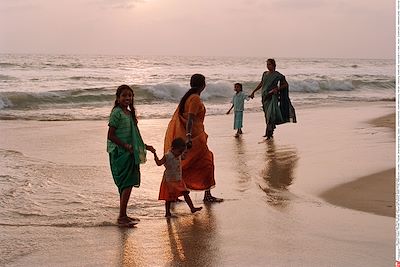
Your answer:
[108,126,133,153]
[271,76,288,94]
[279,76,288,91]
[145,144,155,152]
[250,81,262,98]
[185,113,194,149]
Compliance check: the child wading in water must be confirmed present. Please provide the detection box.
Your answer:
[226,83,250,137]
[150,138,202,217]
[107,84,154,227]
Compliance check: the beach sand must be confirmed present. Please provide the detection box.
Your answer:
[320,112,395,218]
[0,102,395,266]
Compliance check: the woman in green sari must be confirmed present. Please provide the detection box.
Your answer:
[107,85,154,227]
[250,58,289,139]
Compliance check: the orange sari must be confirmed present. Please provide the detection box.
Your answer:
[164,94,215,190]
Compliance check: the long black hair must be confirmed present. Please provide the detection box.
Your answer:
[112,84,138,123]
[178,74,205,115]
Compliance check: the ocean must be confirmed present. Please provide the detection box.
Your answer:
[0,54,395,121]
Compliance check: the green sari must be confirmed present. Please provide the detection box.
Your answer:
[107,107,147,194]
[261,71,284,137]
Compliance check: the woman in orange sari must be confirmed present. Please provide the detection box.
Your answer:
[164,74,222,202]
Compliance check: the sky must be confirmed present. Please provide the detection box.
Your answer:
[0,0,395,59]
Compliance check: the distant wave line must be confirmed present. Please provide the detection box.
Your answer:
[0,78,395,109]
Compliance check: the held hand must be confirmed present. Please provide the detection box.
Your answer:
[186,137,192,149]
[181,150,188,159]
[124,143,134,153]
[267,88,277,96]
[146,145,156,153]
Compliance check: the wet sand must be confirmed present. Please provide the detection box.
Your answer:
[0,102,395,266]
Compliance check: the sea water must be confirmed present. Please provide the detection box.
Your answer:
[0,54,395,121]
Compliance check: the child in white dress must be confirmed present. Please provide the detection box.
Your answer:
[226,83,250,137]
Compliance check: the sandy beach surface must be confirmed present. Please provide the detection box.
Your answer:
[0,102,395,266]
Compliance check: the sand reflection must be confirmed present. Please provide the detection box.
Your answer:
[164,205,220,266]
[118,228,143,267]
[260,140,298,208]
[233,137,252,192]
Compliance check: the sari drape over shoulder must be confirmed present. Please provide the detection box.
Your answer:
[278,85,297,124]
[164,94,215,191]
[261,71,297,127]
[107,107,147,194]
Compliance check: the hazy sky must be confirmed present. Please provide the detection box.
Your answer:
[0,0,395,59]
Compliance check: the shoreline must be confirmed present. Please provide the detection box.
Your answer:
[320,112,395,217]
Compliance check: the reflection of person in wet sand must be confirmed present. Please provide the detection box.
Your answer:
[165,205,219,266]
[260,141,298,206]
[233,138,252,192]
[118,228,141,266]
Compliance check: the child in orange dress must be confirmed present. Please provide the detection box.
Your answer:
[150,138,202,217]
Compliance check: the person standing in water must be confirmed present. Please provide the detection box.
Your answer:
[250,58,290,139]
[107,84,154,227]
[226,82,250,137]
[164,74,223,202]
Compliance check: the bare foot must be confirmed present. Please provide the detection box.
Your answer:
[117,217,138,227]
[203,196,224,203]
[191,207,203,213]
[126,216,140,222]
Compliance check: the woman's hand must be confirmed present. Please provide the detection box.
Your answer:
[185,135,192,149]
[186,141,192,149]
[268,87,279,95]
[123,143,133,153]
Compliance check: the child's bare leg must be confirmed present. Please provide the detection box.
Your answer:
[119,187,132,219]
[183,192,202,213]
[165,201,172,217]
